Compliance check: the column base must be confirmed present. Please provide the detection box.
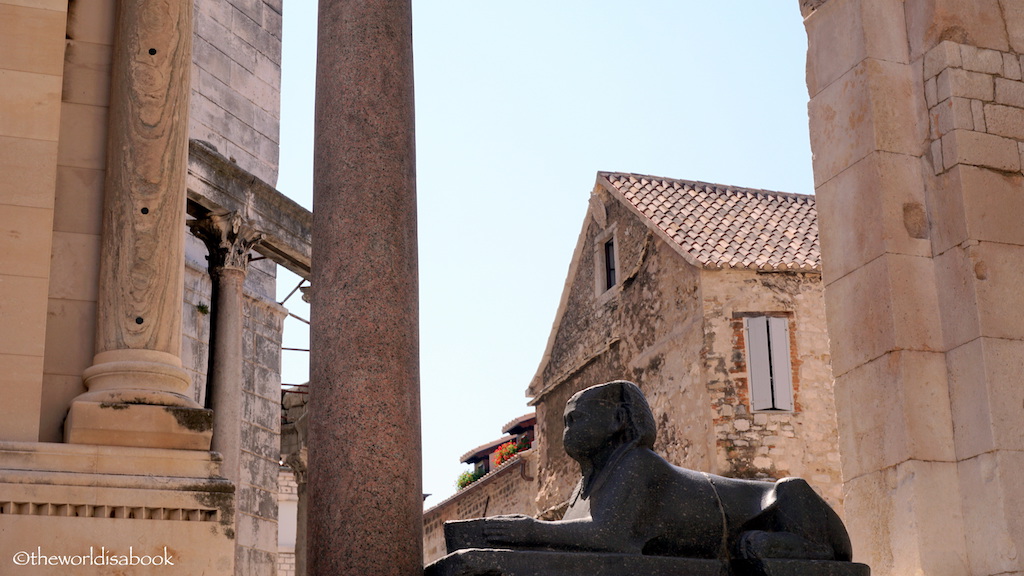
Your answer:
[65,401,212,450]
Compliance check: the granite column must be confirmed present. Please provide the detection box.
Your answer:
[308,1,421,575]
[64,0,211,449]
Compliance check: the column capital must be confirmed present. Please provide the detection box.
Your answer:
[286,448,308,485]
[189,212,265,273]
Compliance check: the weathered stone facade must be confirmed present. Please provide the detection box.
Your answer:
[191,0,282,185]
[528,174,843,513]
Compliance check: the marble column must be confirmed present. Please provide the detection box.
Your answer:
[308,0,421,574]
[64,0,212,449]
[189,211,264,480]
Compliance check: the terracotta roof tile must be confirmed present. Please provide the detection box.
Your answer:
[600,172,820,271]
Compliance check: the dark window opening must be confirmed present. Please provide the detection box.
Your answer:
[604,239,616,290]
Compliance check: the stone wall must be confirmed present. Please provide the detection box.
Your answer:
[804,2,1024,574]
[191,0,282,185]
[700,270,842,508]
[24,0,283,445]
[35,0,111,444]
[278,468,298,576]
[423,450,539,565]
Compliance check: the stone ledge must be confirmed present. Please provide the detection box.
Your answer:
[0,440,224,478]
[425,549,724,576]
[424,549,870,576]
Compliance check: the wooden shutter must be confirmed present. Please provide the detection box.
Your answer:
[767,317,794,411]
[745,317,774,411]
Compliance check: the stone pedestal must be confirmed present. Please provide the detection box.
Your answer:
[64,0,210,449]
[0,441,235,575]
[425,550,869,576]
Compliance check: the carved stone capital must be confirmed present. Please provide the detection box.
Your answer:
[285,448,308,485]
[189,212,264,273]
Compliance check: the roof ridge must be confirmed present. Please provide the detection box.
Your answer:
[598,170,814,202]
[599,171,820,272]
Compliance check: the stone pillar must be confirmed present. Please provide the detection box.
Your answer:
[308,1,421,575]
[64,0,212,449]
[189,211,264,480]
[286,449,309,576]
[803,1,1024,575]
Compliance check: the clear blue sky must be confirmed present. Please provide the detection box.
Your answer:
[275,2,814,507]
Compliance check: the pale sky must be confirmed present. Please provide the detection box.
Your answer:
[274,2,814,507]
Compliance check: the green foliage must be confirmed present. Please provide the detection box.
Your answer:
[456,468,486,490]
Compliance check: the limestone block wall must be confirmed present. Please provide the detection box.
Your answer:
[423,450,539,565]
[804,1,1024,574]
[237,287,286,574]
[0,1,67,442]
[191,0,282,186]
[34,0,110,445]
[14,0,283,444]
[277,468,298,576]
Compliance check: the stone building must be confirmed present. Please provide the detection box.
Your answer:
[0,1,309,574]
[527,172,842,514]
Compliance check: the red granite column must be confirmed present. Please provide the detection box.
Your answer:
[307,1,421,575]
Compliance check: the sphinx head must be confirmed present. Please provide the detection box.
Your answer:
[562,380,657,461]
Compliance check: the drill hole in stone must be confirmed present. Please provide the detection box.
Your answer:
[141,207,149,214]
[135,317,144,325]
[148,48,157,55]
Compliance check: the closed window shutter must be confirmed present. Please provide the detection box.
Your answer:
[767,317,794,411]
[745,317,774,411]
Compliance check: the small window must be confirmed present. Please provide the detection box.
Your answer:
[594,230,619,296]
[743,316,794,411]
[603,239,617,290]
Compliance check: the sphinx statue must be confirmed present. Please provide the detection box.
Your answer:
[426,380,868,576]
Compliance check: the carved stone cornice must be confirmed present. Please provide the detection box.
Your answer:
[189,211,265,273]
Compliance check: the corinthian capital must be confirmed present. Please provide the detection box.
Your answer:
[189,211,265,273]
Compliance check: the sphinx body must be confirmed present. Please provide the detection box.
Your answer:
[451,380,852,563]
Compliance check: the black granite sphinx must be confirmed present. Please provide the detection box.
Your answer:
[426,380,869,576]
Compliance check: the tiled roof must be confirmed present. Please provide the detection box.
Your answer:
[501,412,536,435]
[460,435,515,464]
[600,172,820,271]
